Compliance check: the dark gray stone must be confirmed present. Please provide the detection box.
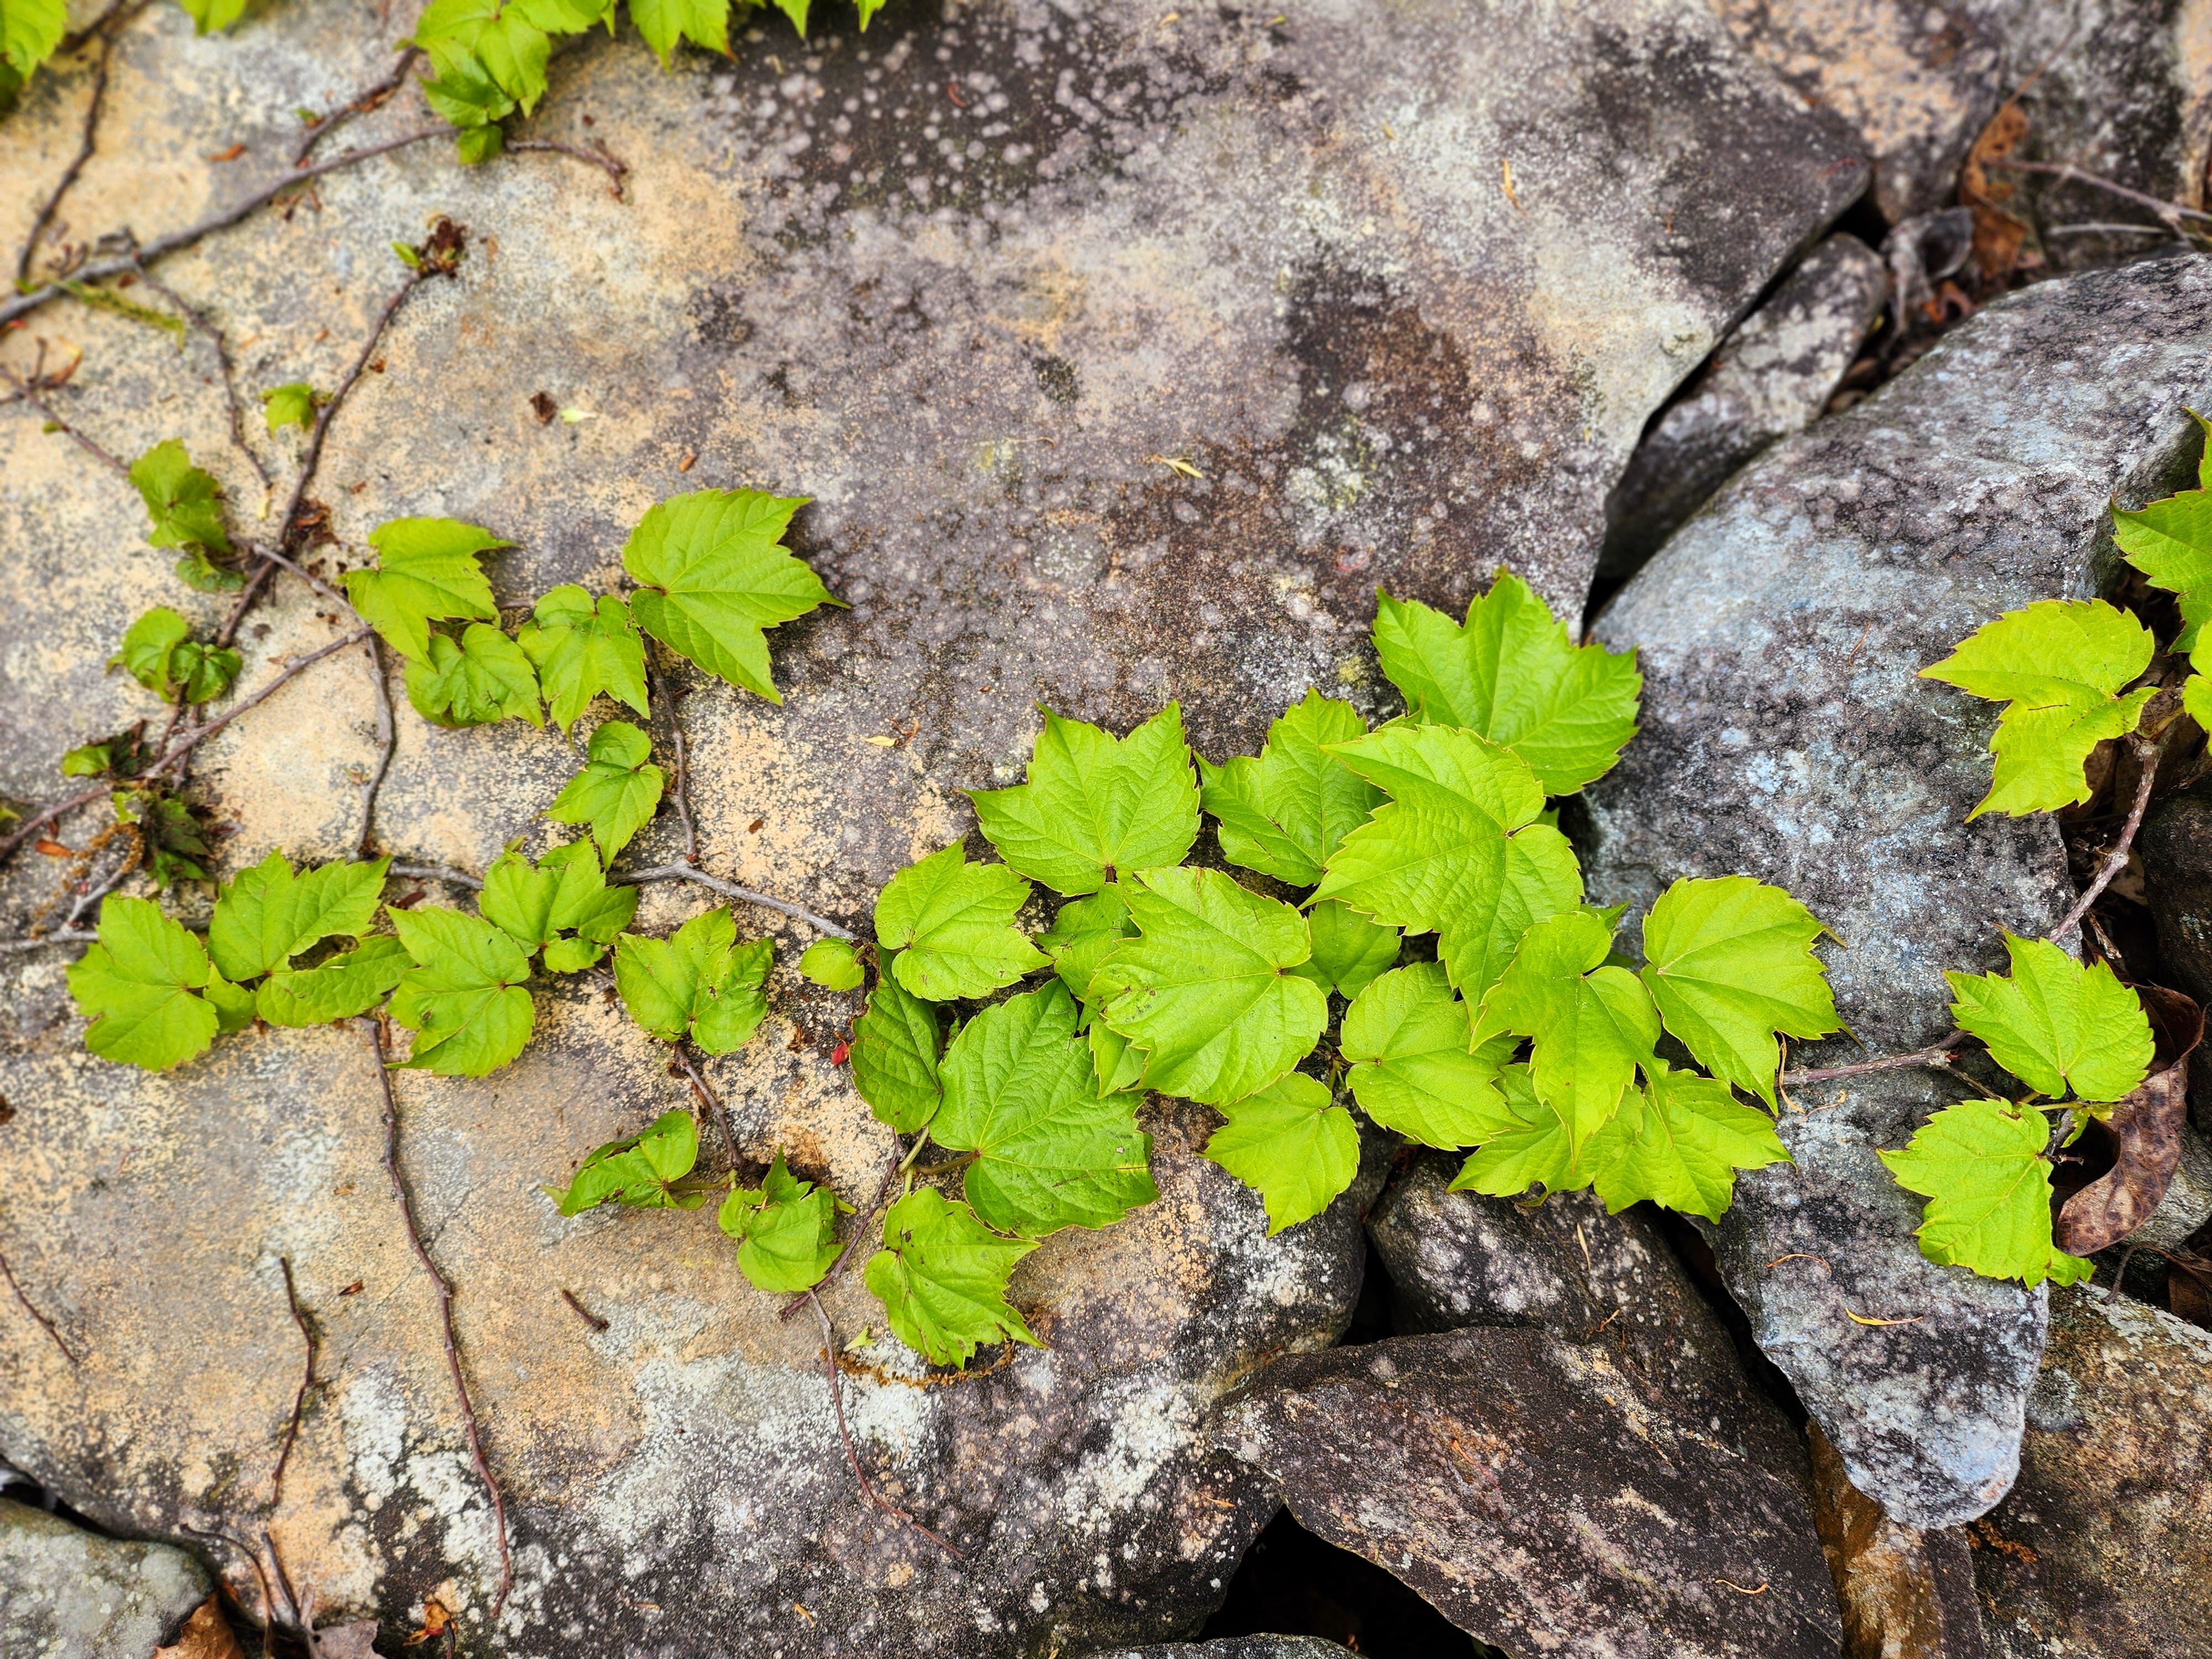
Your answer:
[2141,776,2212,1135]
[1366,1151,1803,1471]
[0,1498,213,1659]
[1601,233,1888,584]
[1082,1639,1357,1659]
[1580,254,2212,1527]
[1217,1329,1844,1658]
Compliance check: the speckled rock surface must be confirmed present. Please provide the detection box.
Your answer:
[2141,778,2212,1132]
[1580,254,2212,1528]
[1217,1329,1844,1658]
[1600,232,1887,582]
[1807,1425,1990,1659]
[1969,1286,2212,1658]
[1366,1150,1804,1472]
[1081,1637,1356,1658]
[0,1498,213,1659]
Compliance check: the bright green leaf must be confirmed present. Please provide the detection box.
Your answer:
[552,1109,702,1215]
[1373,572,1642,793]
[128,439,231,557]
[66,895,217,1070]
[799,937,866,990]
[343,517,508,664]
[1,0,65,82]
[970,705,1201,896]
[1639,875,1840,1109]
[1202,1071,1359,1235]
[1588,1060,1790,1222]
[1946,933,2154,1104]
[2113,413,2212,660]
[620,488,836,702]
[1037,884,1135,1004]
[455,122,505,164]
[419,50,517,127]
[849,960,942,1132]
[203,969,258,1032]
[628,0,731,62]
[546,719,665,858]
[387,905,536,1076]
[480,841,637,956]
[175,0,247,31]
[874,843,1046,1001]
[208,849,390,981]
[517,585,650,734]
[404,624,543,727]
[413,0,551,111]
[933,982,1156,1235]
[1199,690,1380,885]
[1880,1098,2095,1288]
[1314,723,1583,1001]
[721,1149,843,1292]
[612,905,772,1053]
[1296,900,1400,1000]
[864,1188,1038,1368]
[260,383,320,434]
[1341,962,1508,1147]
[1919,599,2157,818]
[171,545,244,593]
[258,936,412,1026]
[108,606,241,706]
[1088,1012,1145,1097]
[1096,865,1328,1107]
[1449,1062,1579,1198]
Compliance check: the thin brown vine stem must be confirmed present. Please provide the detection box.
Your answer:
[617,864,855,940]
[805,1288,966,1561]
[0,364,128,473]
[0,928,98,953]
[356,637,397,859]
[388,862,484,889]
[672,1044,743,1170]
[0,1248,80,1365]
[2049,733,2161,943]
[0,126,451,331]
[362,1018,512,1619]
[180,1522,275,1659]
[271,1256,317,1513]
[1780,1031,1968,1088]
[129,263,273,490]
[1981,158,2212,230]
[295,44,424,166]
[15,11,124,287]
[506,137,631,200]
[649,663,698,863]
[263,1528,321,1656]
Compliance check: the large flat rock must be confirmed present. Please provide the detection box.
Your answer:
[1580,254,2212,1527]
[0,1498,213,1659]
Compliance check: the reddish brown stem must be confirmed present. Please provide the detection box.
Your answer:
[2049,734,2161,943]
[295,45,424,166]
[271,1256,317,1512]
[508,137,630,200]
[354,637,397,860]
[805,1289,966,1561]
[0,364,128,473]
[1781,1032,1968,1088]
[15,14,124,286]
[672,1044,743,1171]
[0,1248,80,1365]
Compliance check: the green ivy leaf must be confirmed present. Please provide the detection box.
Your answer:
[551,1109,702,1215]
[342,517,509,664]
[1587,1060,1790,1222]
[387,906,536,1076]
[1295,900,1400,1000]
[970,705,1201,896]
[797,937,866,990]
[629,0,731,61]
[129,439,232,558]
[1638,875,1840,1109]
[864,1188,1037,1368]
[1,0,65,85]
[1341,962,1509,1148]
[258,936,412,1026]
[1919,599,2157,818]
[873,843,1046,1001]
[612,906,773,1053]
[419,50,517,128]
[517,585,650,734]
[65,895,218,1070]
[260,382,321,434]
[854,0,885,26]
[412,0,551,111]
[2112,410,2212,660]
[479,840,637,958]
[620,488,837,702]
[1471,908,1658,1180]
[404,624,543,727]
[1373,572,1642,793]
[172,545,246,593]
[455,122,505,164]
[1037,884,1135,1004]
[1095,865,1328,1107]
[1201,1071,1359,1235]
[203,969,258,1032]
[109,606,240,705]
[1880,1098,2095,1288]
[546,719,665,858]
[1314,723,1583,1002]
[1088,1014,1145,1097]
[769,0,808,34]
[208,849,390,981]
[1448,1062,1577,1198]
[932,982,1156,1235]
[1199,690,1380,885]
[849,959,943,1133]
[1946,933,2154,1104]
[176,0,248,32]
[721,1149,843,1292]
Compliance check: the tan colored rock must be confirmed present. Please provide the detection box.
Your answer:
[1808,1425,1989,1659]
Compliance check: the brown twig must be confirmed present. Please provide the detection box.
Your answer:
[0,362,129,473]
[508,137,630,200]
[295,45,424,165]
[0,126,450,331]
[805,1288,966,1561]
[387,862,484,890]
[2049,733,2160,942]
[363,1018,512,1617]
[1781,1031,1969,1088]
[263,1528,321,1657]
[0,1248,80,1365]
[560,1288,609,1332]
[129,263,273,489]
[779,1152,903,1320]
[271,1256,317,1512]
[1983,158,2212,231]
[180,1522,276,1659]
[15,12,126,287]
[354,637,397,860]
[617,864,855,940]
[0,928,98,953]
[649,662,697,864]
[672,1044,743,1170]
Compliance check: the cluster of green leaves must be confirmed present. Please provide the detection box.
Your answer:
[3,0,243,105]
[411,0,888,161]
[828,571,1840,1367]
[129,440,242,593]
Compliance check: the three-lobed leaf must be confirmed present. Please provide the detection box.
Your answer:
[613,905,773,1053]
[208,849,390,981]
[848,959,943,1131]
[405,625,542,727]
[864,1188,1038,1367]
[258,936,411,1026]
[388,906,536,1076]
[971,705,1200,895]
[552,1109,702,1215]
[129,439,232,557]
[479,839,637,967]
[546,719,665,858]
[66,895,219,1071]
[110,606,240,705]
[720,1149,843,1292]
[343,517,508,664]
[517,585,650,734]
[1200,690,1380,885]
[1202,1071,1359,1235]
[873,843,1046,1001]
[1587,1061,1789,1222]
[1881,1098,2095,1288]
[1340,962,1508,1147]
[797,937,866,990]
[1946,933,2153,1104]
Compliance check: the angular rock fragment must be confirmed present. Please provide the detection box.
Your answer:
[1580,254,2212,1526]
[1219,1331,1844,1658]
[1807,1425,1991,1659]
[1601,233,1889,582]
[0,1498,216,1659]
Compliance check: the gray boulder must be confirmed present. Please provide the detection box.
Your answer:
[1580,253,2212,1527]
[1601,233,1889,582]
[1217,1329,1844,1658]
[1082,1640,1357,1659]
[2141,777,2212,1131]
[0,1499,215,1659]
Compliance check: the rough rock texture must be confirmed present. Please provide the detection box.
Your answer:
[1580,254,2212,1527]
[1807,1426,1990,1659]
[1969,1286,2212,1658]
[1366,1150,1804,1470]
[1218,1329,1844,1657]
[0,0,1877,1651]
[1082,1639,1356,1659]
[1601,232,1888,582]
[2132,1123,2212,1250]
[2142,777,2212,1131]
[0,1498,214,1659]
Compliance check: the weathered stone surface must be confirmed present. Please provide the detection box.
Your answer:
[0,0,1874,1651]
[0,1498,214,1659]
[1969,1285,2212,1658]
[1601,232,1888,582]
[1218,1329,1844,1657]
[1082,1639,1357,1659]
[1366,1149,1804,1470]
[2131,1122,2212,1251]
[2141,776,2212,1132]
[1808,1425,1991,1659]
[1580,254,2212,1526]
